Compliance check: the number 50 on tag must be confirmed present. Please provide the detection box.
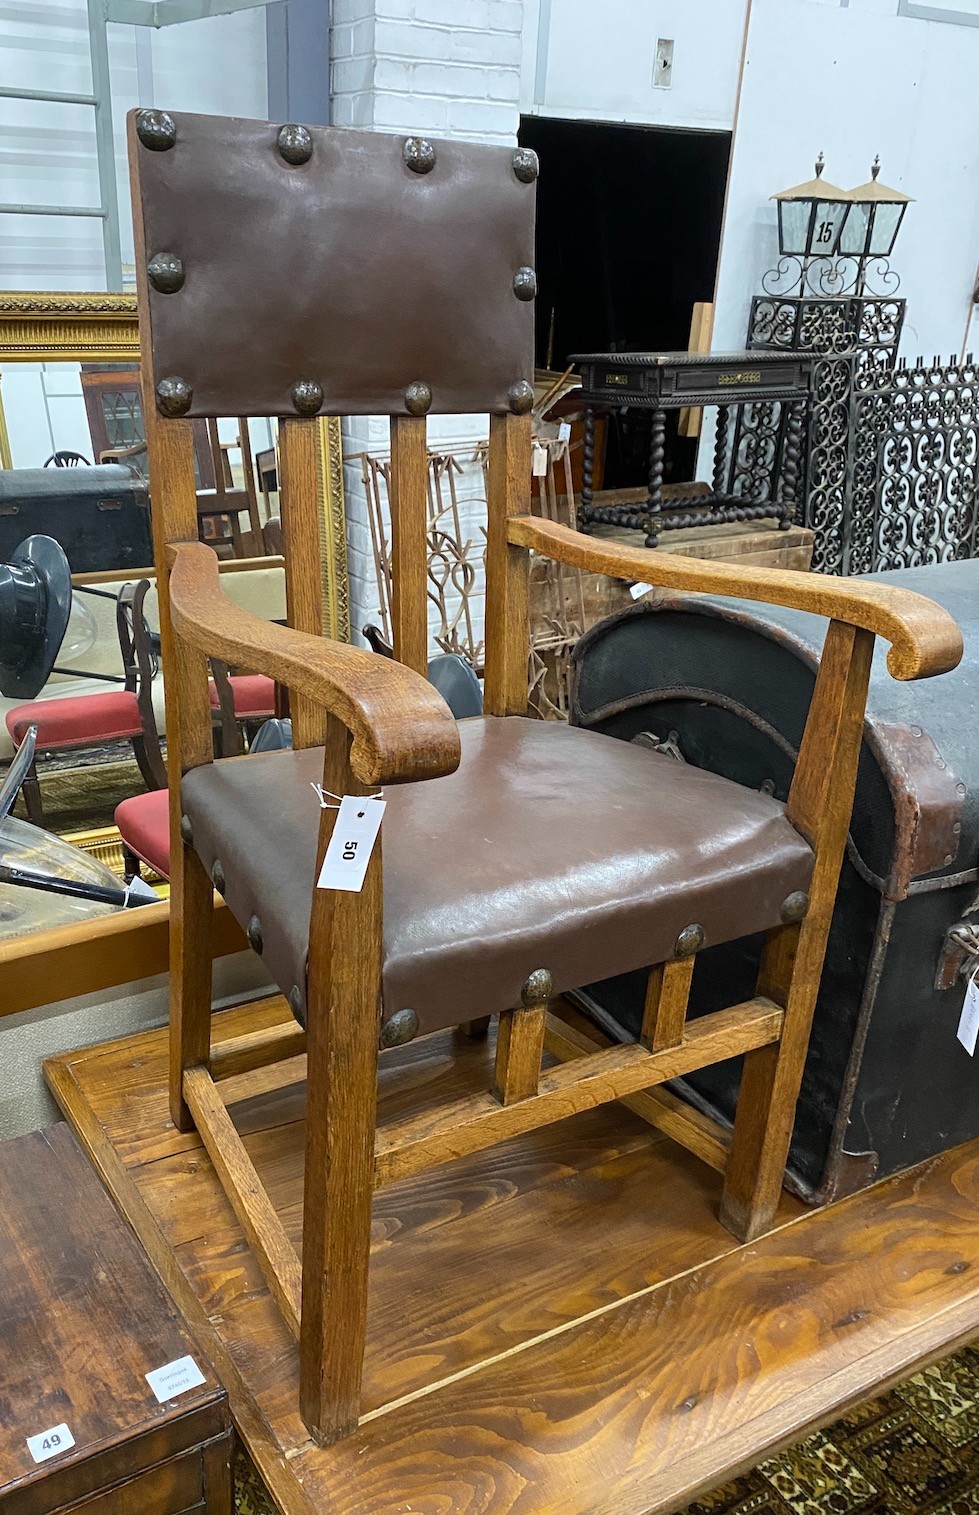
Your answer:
[317,795,385,893]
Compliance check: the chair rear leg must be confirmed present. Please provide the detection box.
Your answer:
[121,843,142,883]
[21,758,45,827]
[169,817,214,1132]
[132,733,166,791]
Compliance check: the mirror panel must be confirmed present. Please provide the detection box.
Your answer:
[0,292,347,965]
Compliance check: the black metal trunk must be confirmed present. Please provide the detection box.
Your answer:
[0,466,152,574]
[571,559,979,1203]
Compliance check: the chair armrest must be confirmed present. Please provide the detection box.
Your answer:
[168,542,461,786]
[508,516,963,682]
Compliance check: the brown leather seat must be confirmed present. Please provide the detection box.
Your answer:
[182,716,814,1035]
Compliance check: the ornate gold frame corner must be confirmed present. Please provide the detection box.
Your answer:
[0,290,140,362]
[0,291,349,636]
[318,415,349,642]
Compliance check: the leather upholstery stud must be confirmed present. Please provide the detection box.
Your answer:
[521,968,554,1007]
[156,376,192,417]
[210,859,226,895]
[179,814,193,846]
[512,147,539,184]
[513,266,538,301]
[507,380,534,415]
[403,136,436,174]
[675,923,705,958]
[247,915,263,954]
[404,380,433,416]
[147,252,184,294]
[291,379,323,416]
[135,108,176,151]
[781,890,810,924]
[277,123,312,165]
[289,985,304,1018]
[380,1008,419,1048]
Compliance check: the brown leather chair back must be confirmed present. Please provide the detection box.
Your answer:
[130,109,538,689]
[129,112,537,421]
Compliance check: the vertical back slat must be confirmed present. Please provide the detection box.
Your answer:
[483,411,532,715]
[279,417,328,749]
[207,420,227,502]
[141,403,213,775]
[389,415,429,675]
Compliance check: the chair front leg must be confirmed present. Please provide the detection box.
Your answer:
[299,735,383,1446]
[720,621,875,1242]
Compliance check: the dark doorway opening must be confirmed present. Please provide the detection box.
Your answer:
[518,115,730,490]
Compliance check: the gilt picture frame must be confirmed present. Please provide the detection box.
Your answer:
[0,289,349,1015]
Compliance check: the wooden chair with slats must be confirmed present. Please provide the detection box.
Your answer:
[128,107,963,1449]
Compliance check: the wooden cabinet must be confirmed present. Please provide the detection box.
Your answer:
[0,1124,231,1515]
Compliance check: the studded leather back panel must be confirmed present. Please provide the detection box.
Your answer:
[128,110,538,421]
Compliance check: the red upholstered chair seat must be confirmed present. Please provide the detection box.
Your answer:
[115,788,172,879]
[208,673,276,718]
[6,690,144,748]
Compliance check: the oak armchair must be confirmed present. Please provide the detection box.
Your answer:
[129,108,963,1449]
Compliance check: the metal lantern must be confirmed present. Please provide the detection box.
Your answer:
[772,153,851,259]
[838,157,913,260]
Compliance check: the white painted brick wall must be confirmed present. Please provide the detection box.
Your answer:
[330,0,525,644]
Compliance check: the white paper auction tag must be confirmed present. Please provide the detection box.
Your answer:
[531,441,548,476]
[26,1424,75,1465]
[558,422,571,442]
[630,582,653,600]
[958,969,979,1056]
[145,1355,206,1404]
[316,795,386,893]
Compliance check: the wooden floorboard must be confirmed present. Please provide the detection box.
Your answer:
[44,997,979,1515]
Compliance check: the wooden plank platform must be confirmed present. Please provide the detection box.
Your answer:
[45,995,979,1515]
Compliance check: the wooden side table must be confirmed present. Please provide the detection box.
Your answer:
[0,1123,231,1515]
[571,349,815,547]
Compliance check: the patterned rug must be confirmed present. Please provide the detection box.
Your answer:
[232,1344,979,1513]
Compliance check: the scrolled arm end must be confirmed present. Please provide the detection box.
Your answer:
[507,517,963,683]
[168,542,461,786]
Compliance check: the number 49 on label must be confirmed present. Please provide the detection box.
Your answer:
[27,1423,75,1465]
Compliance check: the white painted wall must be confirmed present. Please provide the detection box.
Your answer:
[712,0,979,363]
[0,0,268,291]
[521,0,748,130]
[0,0,268,468]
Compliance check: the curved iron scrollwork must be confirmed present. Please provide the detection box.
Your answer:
[760,254,901,301]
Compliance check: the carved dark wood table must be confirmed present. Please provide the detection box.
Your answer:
[0,1123,231,1515]
[571,349,815,547]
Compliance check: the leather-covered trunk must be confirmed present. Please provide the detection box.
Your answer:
[570,558,979,1204]
[0,465,152,573]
